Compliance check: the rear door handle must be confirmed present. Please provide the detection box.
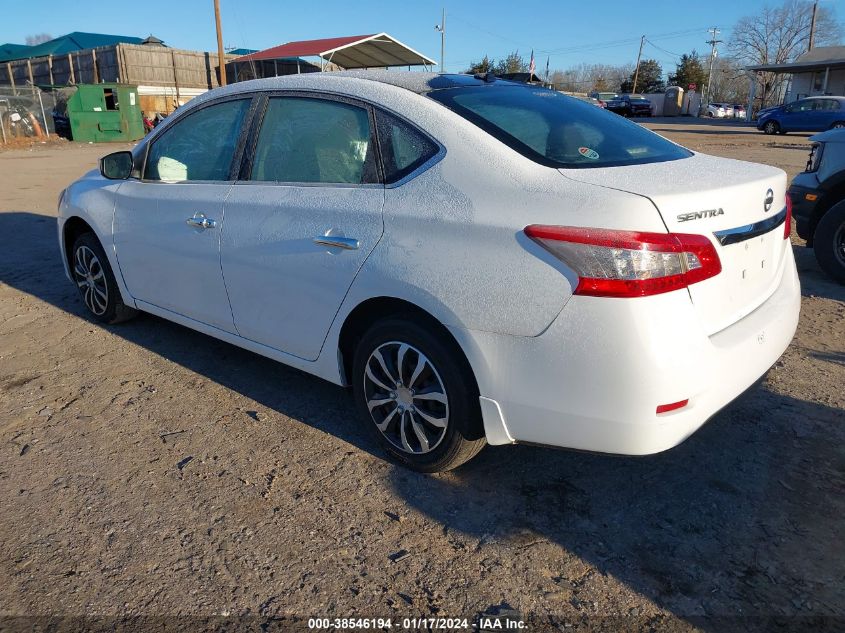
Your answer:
[186,213,217,229]
[313,236,360,250]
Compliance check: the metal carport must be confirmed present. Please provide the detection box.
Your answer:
[233,33,437,72]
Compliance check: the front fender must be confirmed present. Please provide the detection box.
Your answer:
[59,174,137,309]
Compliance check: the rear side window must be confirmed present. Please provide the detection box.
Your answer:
[145,99,250,181]
[428,85,691,169]
[376,111,439,183]
[250,97,378,184]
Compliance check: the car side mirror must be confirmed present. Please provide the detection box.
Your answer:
[100,151,133,180]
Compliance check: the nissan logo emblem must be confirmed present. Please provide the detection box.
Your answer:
[764,189,774,212]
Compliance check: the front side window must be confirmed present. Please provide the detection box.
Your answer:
[787,100,814,113]
[145,99,250,182]
[428,85,690,169]
[250,97,377,184]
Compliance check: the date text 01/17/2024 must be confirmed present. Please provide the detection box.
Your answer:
[307,617,527,630]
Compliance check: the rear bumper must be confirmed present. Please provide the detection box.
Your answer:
[456,246,801,455]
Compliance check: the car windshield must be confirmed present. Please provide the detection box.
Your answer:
[428,85,691,169]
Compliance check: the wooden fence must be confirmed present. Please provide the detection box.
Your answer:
[0,44,233,91]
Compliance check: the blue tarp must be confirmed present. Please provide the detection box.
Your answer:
[0,32,145,63]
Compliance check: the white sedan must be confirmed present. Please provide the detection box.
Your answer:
[706,103,727,118]
[58,72,800,472]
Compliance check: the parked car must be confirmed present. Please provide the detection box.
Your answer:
[588,91,619,103]
[58,72,800,472]
[574,95,606,108]
[706,103,727,118]
[605,94,653,117]
[732,104,747,119]
[757,96,845,135]
[788,128,845,283]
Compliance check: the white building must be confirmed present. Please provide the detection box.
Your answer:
[747,46,845,112]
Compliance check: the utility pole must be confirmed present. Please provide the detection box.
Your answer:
[702,27,722,114]
[214,0,227,86]
[631,35,646,94]
[435,8,446,73]
[809,0,819,51]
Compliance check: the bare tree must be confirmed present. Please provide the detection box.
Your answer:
[25,33,53,46]
[709,56,752,104]
[551,63,634,93]
[730,0,841,109]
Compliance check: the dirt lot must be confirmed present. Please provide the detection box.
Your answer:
[0,121,843,632]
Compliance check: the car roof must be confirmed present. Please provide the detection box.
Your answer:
[227,71,524,96]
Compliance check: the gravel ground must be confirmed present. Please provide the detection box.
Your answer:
[0,120,843,632]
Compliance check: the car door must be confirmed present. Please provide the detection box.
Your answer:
[806,99,830,131]
[113,97,254,332]
[819,98,842,129]
[220,94,385,361]
[779,100,808,131]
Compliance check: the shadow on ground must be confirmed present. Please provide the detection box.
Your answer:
[2,211,843,630]
[792,242,845,302]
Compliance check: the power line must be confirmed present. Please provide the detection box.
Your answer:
[447,16,712,59]
[645,40,684,58]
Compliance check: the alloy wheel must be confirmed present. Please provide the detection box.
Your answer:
[835,223,845,267]
[363,341,449,455]
[73,245,109,316]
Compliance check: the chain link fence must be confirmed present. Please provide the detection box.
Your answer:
[0,85,71,145]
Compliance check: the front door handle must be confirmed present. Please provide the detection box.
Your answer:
[186,213,217,229]
[313,235,360,250]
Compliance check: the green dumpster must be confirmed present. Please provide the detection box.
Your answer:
[67,83,145,142]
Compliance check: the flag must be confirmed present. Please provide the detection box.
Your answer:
[529,50,536,76]
[545,56,550,80]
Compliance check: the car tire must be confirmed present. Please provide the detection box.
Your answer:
[70,232,137,324]
[764,120,780,135]
[352,315,486,472]
[813,200,845,284]
[830,121,845,130]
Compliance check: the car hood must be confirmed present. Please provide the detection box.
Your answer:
[808,128,845,143]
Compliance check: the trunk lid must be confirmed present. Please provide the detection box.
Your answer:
[560,153,789,335]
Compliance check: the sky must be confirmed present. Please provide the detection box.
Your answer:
[3,0,842,73]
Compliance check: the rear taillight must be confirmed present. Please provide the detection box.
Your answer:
[784,194,792,239]
[524,225,722,298]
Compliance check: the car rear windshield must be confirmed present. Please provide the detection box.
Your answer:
[428,85,691,169]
